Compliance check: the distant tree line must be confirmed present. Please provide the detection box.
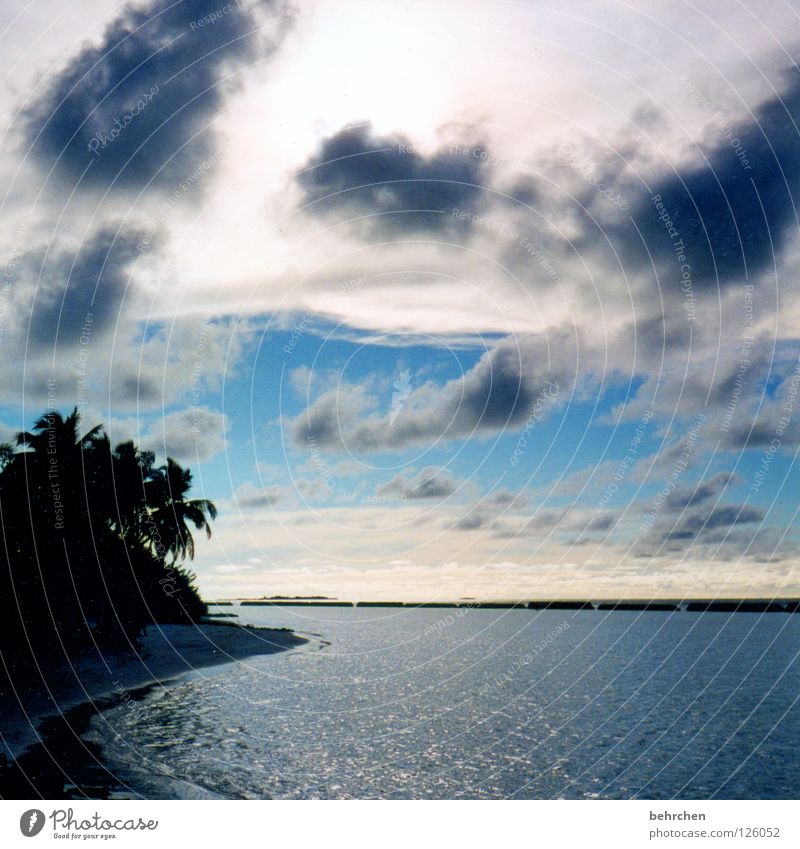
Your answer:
[0,409,216,662]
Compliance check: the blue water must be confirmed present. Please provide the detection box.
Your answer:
[85,607,800,799]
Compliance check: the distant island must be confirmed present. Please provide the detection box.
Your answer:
[231,598,800,612]
[263,595,333,600]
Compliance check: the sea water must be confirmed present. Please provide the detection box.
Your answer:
[84,607,800,799]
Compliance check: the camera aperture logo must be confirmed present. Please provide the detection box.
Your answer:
[17,807,158,838]
[20,809,45,837]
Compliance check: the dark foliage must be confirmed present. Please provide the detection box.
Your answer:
[0,409,214,663]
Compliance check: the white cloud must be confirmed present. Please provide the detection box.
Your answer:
[142,407,229,463]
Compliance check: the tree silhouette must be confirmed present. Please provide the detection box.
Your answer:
[0,409,213,661]
[146,458,218,562]
[16,408,103,456]
[0,442,14,471]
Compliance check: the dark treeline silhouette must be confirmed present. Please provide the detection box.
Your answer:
[0,409,216,664]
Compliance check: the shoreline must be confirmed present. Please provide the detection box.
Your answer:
[236,598,800,612]
[0,621,307,797]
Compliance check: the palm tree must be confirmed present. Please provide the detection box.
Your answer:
[0,442,14,471]
[1,409,214,657]
[145,457,217,562]
[16,407,103,457]
[109,440,155,541]
[14,407,108,537]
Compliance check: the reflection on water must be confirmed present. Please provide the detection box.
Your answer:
[85,608,800,799]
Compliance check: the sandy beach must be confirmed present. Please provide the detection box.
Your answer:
[0,622,307,767]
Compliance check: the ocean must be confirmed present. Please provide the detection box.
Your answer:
[83,607,800,799]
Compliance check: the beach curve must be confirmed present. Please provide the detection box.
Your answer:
[0,621,308,797]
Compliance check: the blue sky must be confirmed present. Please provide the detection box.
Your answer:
[1,0,799,599]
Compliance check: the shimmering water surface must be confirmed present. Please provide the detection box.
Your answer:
[86,607,800,799]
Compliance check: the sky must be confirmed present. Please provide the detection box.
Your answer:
[1,0,800,600]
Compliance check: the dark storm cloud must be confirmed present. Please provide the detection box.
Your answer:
[489,506,621,540]
[635,472,765,548]
[724,416,800,449]
[632,313,693,357]
[608,336,777,433]
[291,333,572,452]
[580,70,800,292]
[501,68,800,317]
[291,384,372,449]
[296,124,491,236]
[456,341,549,428]
[451,489,527,532]
[483,489,527,508]
[720,357,800,449]
[377,467,457,500]
[382,332,568,446]
[453,513,488,531]
[666,472,739,509]
[17,225,147,349]
[24,0,287,192]
[661,504,765,542]
[582,512,618,532]
[110,372,164,406]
